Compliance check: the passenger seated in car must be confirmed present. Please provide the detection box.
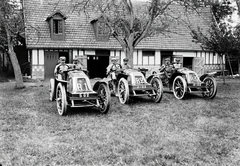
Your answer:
[106,57,122,80]
[72,58,83,70]
[54,56,70,80]
[122,58,131,70]
[173,58,181,69]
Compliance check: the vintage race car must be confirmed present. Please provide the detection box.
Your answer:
[49,68,110,116]
[106,68,163,104]
[159,67,217,99]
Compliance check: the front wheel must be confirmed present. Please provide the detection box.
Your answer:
[118,78,129,104]
[56,83,68,116]
[202,76,217,99]
[97,83,110,114]
[173,76,187,100]
[150,77,163,103]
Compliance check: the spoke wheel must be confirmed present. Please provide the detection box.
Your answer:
[49,78,56,101]
[118,78,129,104]
[97,83,110,114]
[150,77,163,103]
[173,76,187,100]
[203,76,217,99]
[56,83,68,116]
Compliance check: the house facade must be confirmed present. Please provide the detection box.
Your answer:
[23,0,224,80]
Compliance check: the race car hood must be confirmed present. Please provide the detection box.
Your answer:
[177,68,201,83]
[68,70,87,78]
[176,68,196,75]
[123,69,148,85]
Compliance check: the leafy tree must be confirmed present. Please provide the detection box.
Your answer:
[191,1,238,83]
[71,0,206,66]
[0,0,25,88]
[211,0,234,23]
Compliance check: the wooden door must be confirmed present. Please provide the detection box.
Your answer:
[193,57,204,75]
[45,51,59,78]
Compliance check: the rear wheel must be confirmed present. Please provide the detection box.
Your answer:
[97,83,110,114]
[150,77,163,103]
[56,83,68,116]
[49,78,56,101]
[118,78,129,104]
[173,76,187,100]
[202,76,217,99]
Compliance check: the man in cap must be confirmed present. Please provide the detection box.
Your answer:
[106,57,122,96]
[122,58,131,70]
[159,57,173,78]
[72,58,83,70]
[54,56,70,80]
[106,57,122,79]
[173,58,181,68]
[160,58,171,70]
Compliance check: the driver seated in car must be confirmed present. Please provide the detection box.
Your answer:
[54,56,70,80]
[106,57,122,80]
[159,58,173,78]
[72,58,83,70]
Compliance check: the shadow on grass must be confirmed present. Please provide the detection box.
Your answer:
[44,99,107,117]
[67,107,104,116]
[163,91,219,101]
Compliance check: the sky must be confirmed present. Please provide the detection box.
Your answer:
[226,0,240,27]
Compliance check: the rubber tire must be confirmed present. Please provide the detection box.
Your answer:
[150,77,163,103]
[118,78,129,104]
[97,83,110,114]
[173,76,187,100]
[49,78,56,101]
[56,83,68,116]
[203,76,217,99]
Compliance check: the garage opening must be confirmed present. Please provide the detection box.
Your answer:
[87,50,110,78]
[183,57,193,69]
[161,51,173,65]
[59,51,69,63]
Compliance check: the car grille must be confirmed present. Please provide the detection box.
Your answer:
[189,73,199,82]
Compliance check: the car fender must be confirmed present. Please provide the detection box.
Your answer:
[146,74,159,83]
[200,72,217,81]
[93,79,109,92]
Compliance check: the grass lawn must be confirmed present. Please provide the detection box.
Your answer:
[0,79,240,165]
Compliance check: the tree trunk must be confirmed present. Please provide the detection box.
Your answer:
[238,58,240,75]
[227,53,233,76]
[124,34,135,67]
[5,28,24,88]
[221,54,225,84]
[124,46,134,67]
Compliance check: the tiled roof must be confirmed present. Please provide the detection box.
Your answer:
[24,0,211,51]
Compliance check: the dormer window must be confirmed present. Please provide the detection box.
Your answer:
[91,16,110,41]
[46,10,67,41]
[53,20,63,34]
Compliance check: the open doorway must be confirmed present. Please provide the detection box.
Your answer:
[59,51,69,63]
[183,57,193,69]
[87,55,109,78]
[161,51,173,65]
